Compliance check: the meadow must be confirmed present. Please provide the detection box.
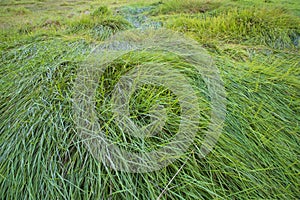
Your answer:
[0,0,299,199]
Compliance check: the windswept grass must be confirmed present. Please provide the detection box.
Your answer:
[0,5,132,47]
[0,0,299,199]
[165,7,300,49]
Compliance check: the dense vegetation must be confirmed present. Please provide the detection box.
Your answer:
[1,0,299,199]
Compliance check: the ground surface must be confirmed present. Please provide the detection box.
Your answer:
[0,0,299,199]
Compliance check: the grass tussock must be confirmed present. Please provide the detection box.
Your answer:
[68,6,132,40]
[151,0,221,14]
[166,7,300,48]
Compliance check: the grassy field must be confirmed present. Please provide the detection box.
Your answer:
[1,0,299,199]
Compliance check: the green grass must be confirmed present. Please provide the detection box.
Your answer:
[150,0,222,14]
[1,0,299,199]
[164,7,300,49]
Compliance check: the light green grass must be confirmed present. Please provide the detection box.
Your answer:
[167,8,299,48]
[0,0,299,199]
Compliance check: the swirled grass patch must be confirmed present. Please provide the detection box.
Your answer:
[73,29,226,172]
[93,51,210,154]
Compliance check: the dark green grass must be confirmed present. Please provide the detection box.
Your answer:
[1,0,300,199]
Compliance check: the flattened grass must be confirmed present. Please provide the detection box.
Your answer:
[0,0,300,199]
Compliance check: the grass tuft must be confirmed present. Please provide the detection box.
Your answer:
[165,7,300,48]
[151,0,221,14]
[68,6,132,40]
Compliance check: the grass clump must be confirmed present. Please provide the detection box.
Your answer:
[151,0,221,14]
[0,39,91,199]
[166,7,300,48]
[68,6,132,40]
[91,5,112,16]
